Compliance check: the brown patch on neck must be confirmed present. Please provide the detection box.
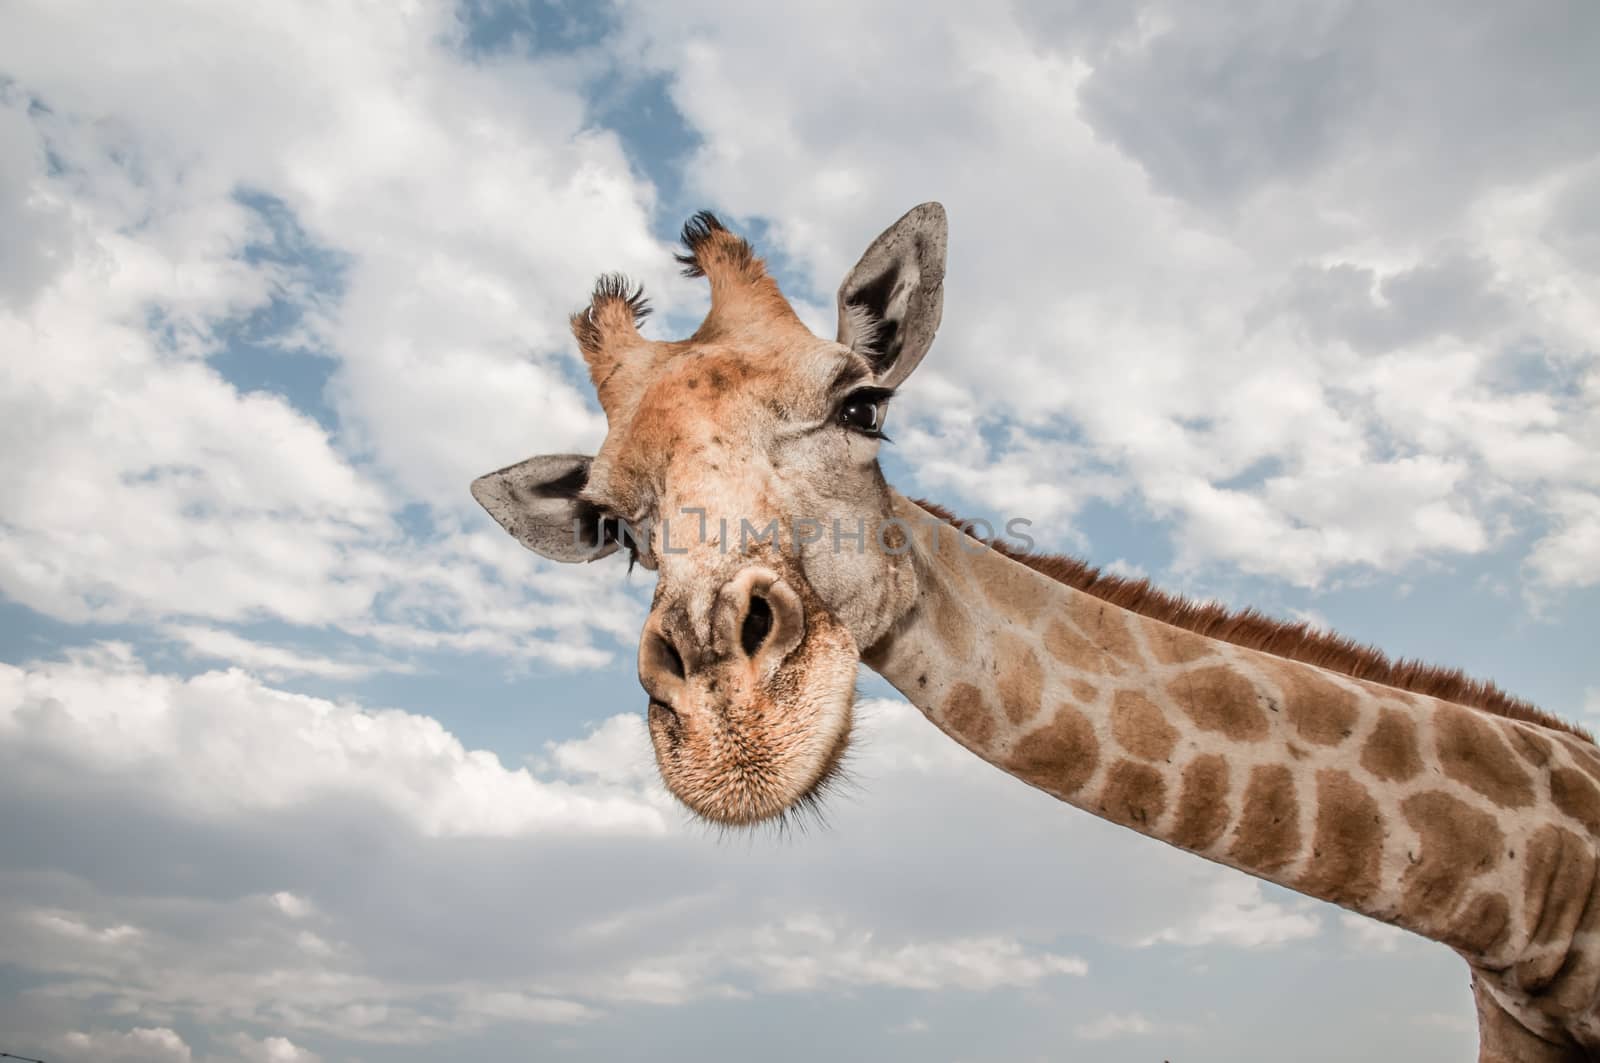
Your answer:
[1170,754,1231,851]
[912,499,1592,744]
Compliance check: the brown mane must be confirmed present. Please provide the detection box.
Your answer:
[913,499,1593,744]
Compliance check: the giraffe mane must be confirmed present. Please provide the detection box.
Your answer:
[913,499,1594,744]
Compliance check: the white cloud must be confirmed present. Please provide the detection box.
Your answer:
[163,625,409,681]
[1527,491,1600,588]
[0,643,667,838]
[3,0,697,509]
[543,713,659,786]
[1138,877,1322,950]
[0,0,673,674]
[1074,1010,1201,1042]
[55,1027,192,1063]
[2,3,1596,1060]
[0,102,71,310]
[220,1033,322,1063]
[1103,559,1149,581]
[1339,912,1412,954]
[1074,1011,1155,1040]
[577,916,1086,1006]
[614,0,1600,590]
[268,892,316,920]
[1287,607,1331,632]
[30,908,144,946]
[459,992,599,1026]
[739,917,1088,994]
[0,657,1225,1054]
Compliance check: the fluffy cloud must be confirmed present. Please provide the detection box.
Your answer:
[0,653,1118,1054]
[1137,877,1322,950]
[2,1,1593,1061]
[615,0,1600,590]
[0,645,1393,1059]
[162,625,412,682]
[221,1034,322,1063]
[0,0,669,671]
[53,1027,193,1063]
[0,651,1494,1061]
[1340,912,1413,955]
[49,1020,323,1063]
[0,643,666,837]
[1527,491,1600,588]
[2,0,690,507]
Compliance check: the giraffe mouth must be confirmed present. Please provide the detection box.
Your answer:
[642,619,859,827]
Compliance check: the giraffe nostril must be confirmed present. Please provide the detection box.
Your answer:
[740,595,773,657]
[639,622,687,706]
[659,633,685,680]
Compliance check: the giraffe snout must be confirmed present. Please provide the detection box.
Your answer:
[637,612,688,710]
[637,567,807,710]
[710,567,805,668]
[635,563,858,825]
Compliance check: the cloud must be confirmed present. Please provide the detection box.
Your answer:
[0,647,1262,1056]
[581,916,1087,1005]
[162,625,411,681]
[1137,877,1322,950]
[1272,254,1510,355]
[1339,913,1412,954]
[1079,3,1600,223]
[53,1027,193,1063]
[0,101,72,310]
[220,1033,323,1063]
[1074,1011,1155,1040]
[1527,491,1600,588]
[4,0,689,509]
[1073,1008,1203,1041]
[612,0,1600,590]
[0,0,674,674]
[1076,2,1375,208]
[0,651,1154,1052]
[542,712,660,785]
[0,642,667,837]
[3,1,1597,1060]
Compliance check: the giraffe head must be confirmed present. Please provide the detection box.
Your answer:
[473,205,948,825]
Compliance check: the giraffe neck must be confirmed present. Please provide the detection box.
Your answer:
[863,493,1600,1044]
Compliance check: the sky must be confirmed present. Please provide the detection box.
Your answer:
[1,1,1598,1060]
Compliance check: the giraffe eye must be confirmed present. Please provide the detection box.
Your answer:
[837,387,892,437]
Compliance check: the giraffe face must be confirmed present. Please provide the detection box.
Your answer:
[472,205,948,825]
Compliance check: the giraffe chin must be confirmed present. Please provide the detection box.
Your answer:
[644,616,859,827]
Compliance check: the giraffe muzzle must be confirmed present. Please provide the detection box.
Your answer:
[638,567,806,707]
[636,564,859,825]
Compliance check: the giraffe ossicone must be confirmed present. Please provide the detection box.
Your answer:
[472,204,1600,1061]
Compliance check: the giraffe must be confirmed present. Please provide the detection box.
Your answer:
[471,204,1600,1060]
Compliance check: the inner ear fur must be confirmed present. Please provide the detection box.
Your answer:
[470,453,622,564]
[836,202,947,388]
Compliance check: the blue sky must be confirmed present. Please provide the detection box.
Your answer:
[2,1,1598,1060]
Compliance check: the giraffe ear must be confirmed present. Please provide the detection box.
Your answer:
[470,454,622,563]
[836,201,947,388]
